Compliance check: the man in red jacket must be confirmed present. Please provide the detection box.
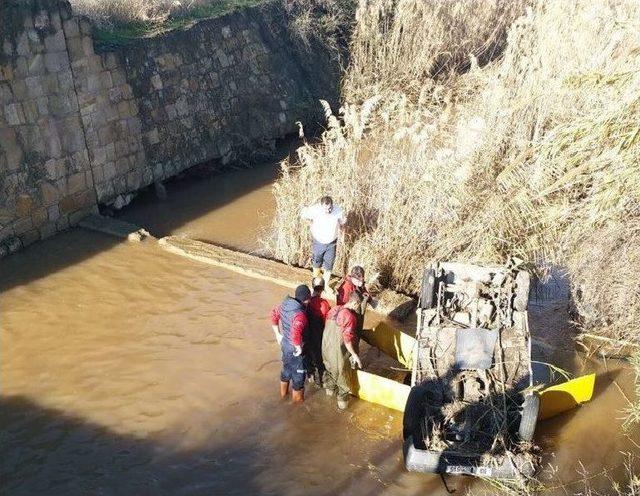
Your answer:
[305,277,331,386]
[336,265,369,332]
[322,291,364,410]
[270,284,312,403]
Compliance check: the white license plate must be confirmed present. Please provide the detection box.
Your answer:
[445,465,493,477]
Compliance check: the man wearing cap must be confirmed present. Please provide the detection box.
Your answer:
[270,284,312,403]
[300,196,346,292]
[322,291,364,410]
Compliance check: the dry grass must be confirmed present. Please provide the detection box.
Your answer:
[268,0,640,348]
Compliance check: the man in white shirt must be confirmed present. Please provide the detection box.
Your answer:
[300,196,346,291]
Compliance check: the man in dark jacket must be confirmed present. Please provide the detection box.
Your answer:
[322,291,364,410]
[270,284,312,403]
[305,277,331,386]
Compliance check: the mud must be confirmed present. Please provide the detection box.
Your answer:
[1,163,638,495]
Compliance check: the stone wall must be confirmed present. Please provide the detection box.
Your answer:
[0,0,340,255]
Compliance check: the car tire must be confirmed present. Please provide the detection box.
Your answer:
[403,386,426,447]
[419,268,437,310]
[518,393,539,442]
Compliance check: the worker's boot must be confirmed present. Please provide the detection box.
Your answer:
[313,267,322,278]
[323,271,333,295]
[292,389,304,404]
[280,381,290,399]
[337,397,349,410]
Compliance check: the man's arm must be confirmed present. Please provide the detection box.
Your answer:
[290,313,308,356]
[270,306,283,345]
[344,340,362,369]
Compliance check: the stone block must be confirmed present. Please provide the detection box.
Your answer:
[145,128,160,145]
[44,31,67,52]
[44,51,69,73]
[105,143,116,161]
[33,11,50,30]
[40,181,59,205]
[6,236,22,254]
[47,204,60,222]
[40,221,57,239]
[32,207,47,225]
[4,103,25,126]
[67,172,86,195]
[15,194,33,217]
[98,125,114,146]
[80,20,93,37]
[27,54,45,76]
[92,146,107,166]
[0,82,12,103]
[13,216,33,235]
[95,181,114,202]
[63,18,80,38]
[82,36,94,57]
[36,96,49,116]
[69,208,89,225]
[22,100,39,122]
[56,216,70,231]
[104,162,117,181]
[21,229,40,247]
[58,70,74,91]
[151,74,163,90]
[100,71,113,89]
[16,33,30,57]
[66,36,84,60]
[112,70,126,87]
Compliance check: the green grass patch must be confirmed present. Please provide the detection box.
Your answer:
[93,0,267,50]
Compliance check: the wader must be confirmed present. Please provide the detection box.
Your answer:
[322,313,358,401]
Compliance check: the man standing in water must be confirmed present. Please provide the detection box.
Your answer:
[270,284,312,403]
[301,196,346,293]
[305,277,332,386]
[322,292,364,410]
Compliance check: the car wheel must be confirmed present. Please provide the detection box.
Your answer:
[403,386,427,447]
[518,393,539,442]
[419,268,437,310]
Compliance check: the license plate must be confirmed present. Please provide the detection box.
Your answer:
[445,465,493,477]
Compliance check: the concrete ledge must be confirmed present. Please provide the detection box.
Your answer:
[78,214,154,241]
[159,235,416,321]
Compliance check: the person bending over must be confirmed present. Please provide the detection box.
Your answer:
[322,292,364,410]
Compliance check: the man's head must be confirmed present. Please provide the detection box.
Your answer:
[350,265,365,287]
[294,284,312,304]
[345,291,363,311]
[311,276,325,293]
[320,195,333,214]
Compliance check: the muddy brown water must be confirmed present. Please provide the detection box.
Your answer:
[1,162,639,495]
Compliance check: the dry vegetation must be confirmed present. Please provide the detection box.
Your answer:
[269,0,640,345]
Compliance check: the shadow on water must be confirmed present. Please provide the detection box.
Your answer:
[0,136,301,291]
[116,135,302,241]
[0,395,270,496]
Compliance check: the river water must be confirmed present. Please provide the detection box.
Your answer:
[1,161,638,495]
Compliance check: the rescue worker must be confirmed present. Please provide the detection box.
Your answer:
[322,291,364,410]
[270,284,312,403]
[305,277,331,386]
[336,265,369,332]
[300,196,347,293]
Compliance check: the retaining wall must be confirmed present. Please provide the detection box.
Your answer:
[0,0,339,255]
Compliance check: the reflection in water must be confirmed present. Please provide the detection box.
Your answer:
[1,165,638,495]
